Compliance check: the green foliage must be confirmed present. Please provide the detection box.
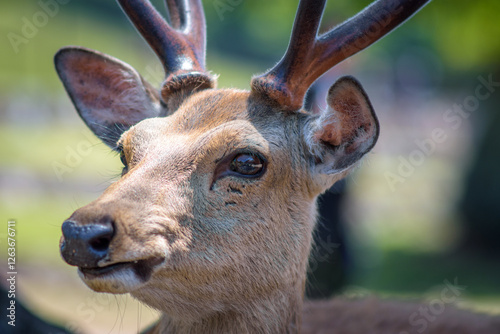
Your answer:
[423,0,500,69]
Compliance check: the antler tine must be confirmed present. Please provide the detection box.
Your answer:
[251,0,431,112]
[251,0,327,110]
[117,0,214,102]
[164,0,206,61]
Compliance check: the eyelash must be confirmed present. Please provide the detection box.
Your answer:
[116,145,128,175]
[120,150,127,167]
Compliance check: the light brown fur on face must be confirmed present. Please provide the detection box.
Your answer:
[67,89,320,332]
[62,88,500,334]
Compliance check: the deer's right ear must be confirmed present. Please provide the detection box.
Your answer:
[55,47,162,148]
[305,76,379,175]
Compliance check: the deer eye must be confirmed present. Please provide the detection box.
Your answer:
[117,148,129,176]
[230,153,264,176]
[212,151,267,188]
[119,150,127,167]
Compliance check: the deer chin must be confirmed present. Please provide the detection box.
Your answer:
[78,257,164,294]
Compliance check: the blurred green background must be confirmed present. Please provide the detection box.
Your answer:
[1,0,500,332]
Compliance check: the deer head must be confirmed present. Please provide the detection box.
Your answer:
[56,0,429,332]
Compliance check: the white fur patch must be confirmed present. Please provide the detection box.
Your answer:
[79,266,143,294]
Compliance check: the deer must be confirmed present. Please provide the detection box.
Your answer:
[55,0,500,333]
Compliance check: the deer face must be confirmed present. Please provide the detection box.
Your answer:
[59,81,377,319]
[92,91,317,316]
[53,0,414,322]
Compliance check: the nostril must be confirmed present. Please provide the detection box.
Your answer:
[61,218,115,267]
[88,228,114,252]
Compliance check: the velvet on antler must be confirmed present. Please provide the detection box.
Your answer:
[251,0,431,111]
[117,0,216,103]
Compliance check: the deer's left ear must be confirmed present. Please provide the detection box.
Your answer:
[305,76,379,174]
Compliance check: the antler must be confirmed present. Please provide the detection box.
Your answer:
[117,0,215,103]
[251,0,431,111]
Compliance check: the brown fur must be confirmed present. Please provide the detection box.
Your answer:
[301,298,500,334]
[68,89,317,332]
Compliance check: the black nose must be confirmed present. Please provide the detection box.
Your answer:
[60,218,115,268]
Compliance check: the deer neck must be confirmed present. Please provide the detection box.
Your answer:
[146,200,316,334]
[147,281,305,333]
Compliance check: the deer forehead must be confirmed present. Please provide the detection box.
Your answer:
[120,89,303,170]
[172,89,251,131]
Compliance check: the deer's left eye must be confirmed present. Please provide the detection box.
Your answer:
[120,150,127,167]
[117,148,129,176]
[230,153,264,176]
[212,151,267,187]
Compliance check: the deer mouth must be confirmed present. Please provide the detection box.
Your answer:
[79,257,164,283]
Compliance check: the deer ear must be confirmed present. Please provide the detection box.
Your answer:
[306,76,379,174]
[55,47,162,148]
